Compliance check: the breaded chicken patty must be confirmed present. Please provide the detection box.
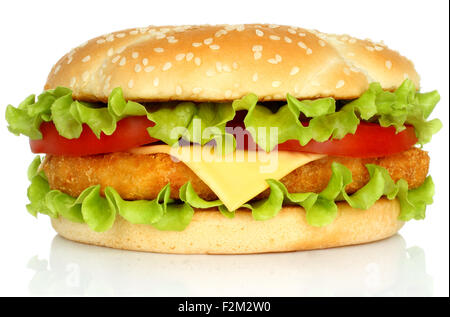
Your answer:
[42,147,429,202]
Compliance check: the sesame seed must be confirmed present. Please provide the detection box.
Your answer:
[162,62,172,71]
[284,36,292,43]
[106,34,114,42]
[144,66,155,72]
[174,26,187,32]
[297,41,307,49]
[116,46,126,54]
[119,57,126,66]
[168,38,178,44]
[374,45,384,51]
[272,81,281,88]
[216,62,222,72]
[142,58,148,66]
[232,62,239,70]
[225,90,232,98]
[82,71,90,82]
[318,40,326,47]
[54,64,61,74]
[82,55,91,63]
[176,85,182,95]
[215,30,227,37]
[268,24,280,28]
[252,45,263,52]
[129,30,139,35]
[154,47,164,53]
[287,28,296,34]
[223,64,231,72]
[269,35,280,41]
[175,53,186,61]
[254,52,262,60]
[204,38,213,45]
[236,25,245,32]
[186,52,194,61]
[385,60,392,70]
[256,29,264,37]
[128,79,134,88]
[116,33,126,38]
[365,46,374,51]
[153,77,159,87]
[194,57,201,66]
[96,39,106,44]
[290,66,300,75]
[336,80,345,89]
[252,73,258,82]
[349,38,357,44]
[67,56,73,64]
[306,48,312,55]
[268,58,277,64]
[193,87,202,94]
[210,44,220,50]
[132,52,139,59]
[112,55,121,63]
[298,32,306,37]
[107,48,114,56]
[135,64,142,72]
[192,42,202,47]
[156,33,166,40]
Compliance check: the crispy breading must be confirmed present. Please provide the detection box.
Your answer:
[42,148,429,201]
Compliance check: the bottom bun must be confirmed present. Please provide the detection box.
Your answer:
[51,198,403,254]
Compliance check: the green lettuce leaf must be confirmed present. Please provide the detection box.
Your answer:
[24,154,436,231]
[79,186,116,232]
[105,185,168,225]
[152,203,194,231]
[179,182,222,208]
[5,87,232,147]
[6,80,441,149]
[237,79,441,150]
[27,156,196,232]
[397,176,434,221]
[343,80,442,145]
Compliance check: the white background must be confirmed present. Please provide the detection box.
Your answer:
[0,0,448,296]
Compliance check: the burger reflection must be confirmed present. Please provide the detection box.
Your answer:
[27,234,432,296]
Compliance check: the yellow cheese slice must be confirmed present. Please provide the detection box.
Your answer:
[129,145,324,211]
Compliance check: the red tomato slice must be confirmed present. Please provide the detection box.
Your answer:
[276,122,417,157]
[31,112,417,158]
[258,123,417,157]
[228,116,417,157]
[30,116,158,156]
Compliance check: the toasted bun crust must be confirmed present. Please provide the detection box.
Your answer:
[51,198,403,254]
[45,24,419,102]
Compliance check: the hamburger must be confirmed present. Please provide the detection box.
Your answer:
[5,24,442,254]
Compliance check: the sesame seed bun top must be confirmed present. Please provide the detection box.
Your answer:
[45,24,420,102]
